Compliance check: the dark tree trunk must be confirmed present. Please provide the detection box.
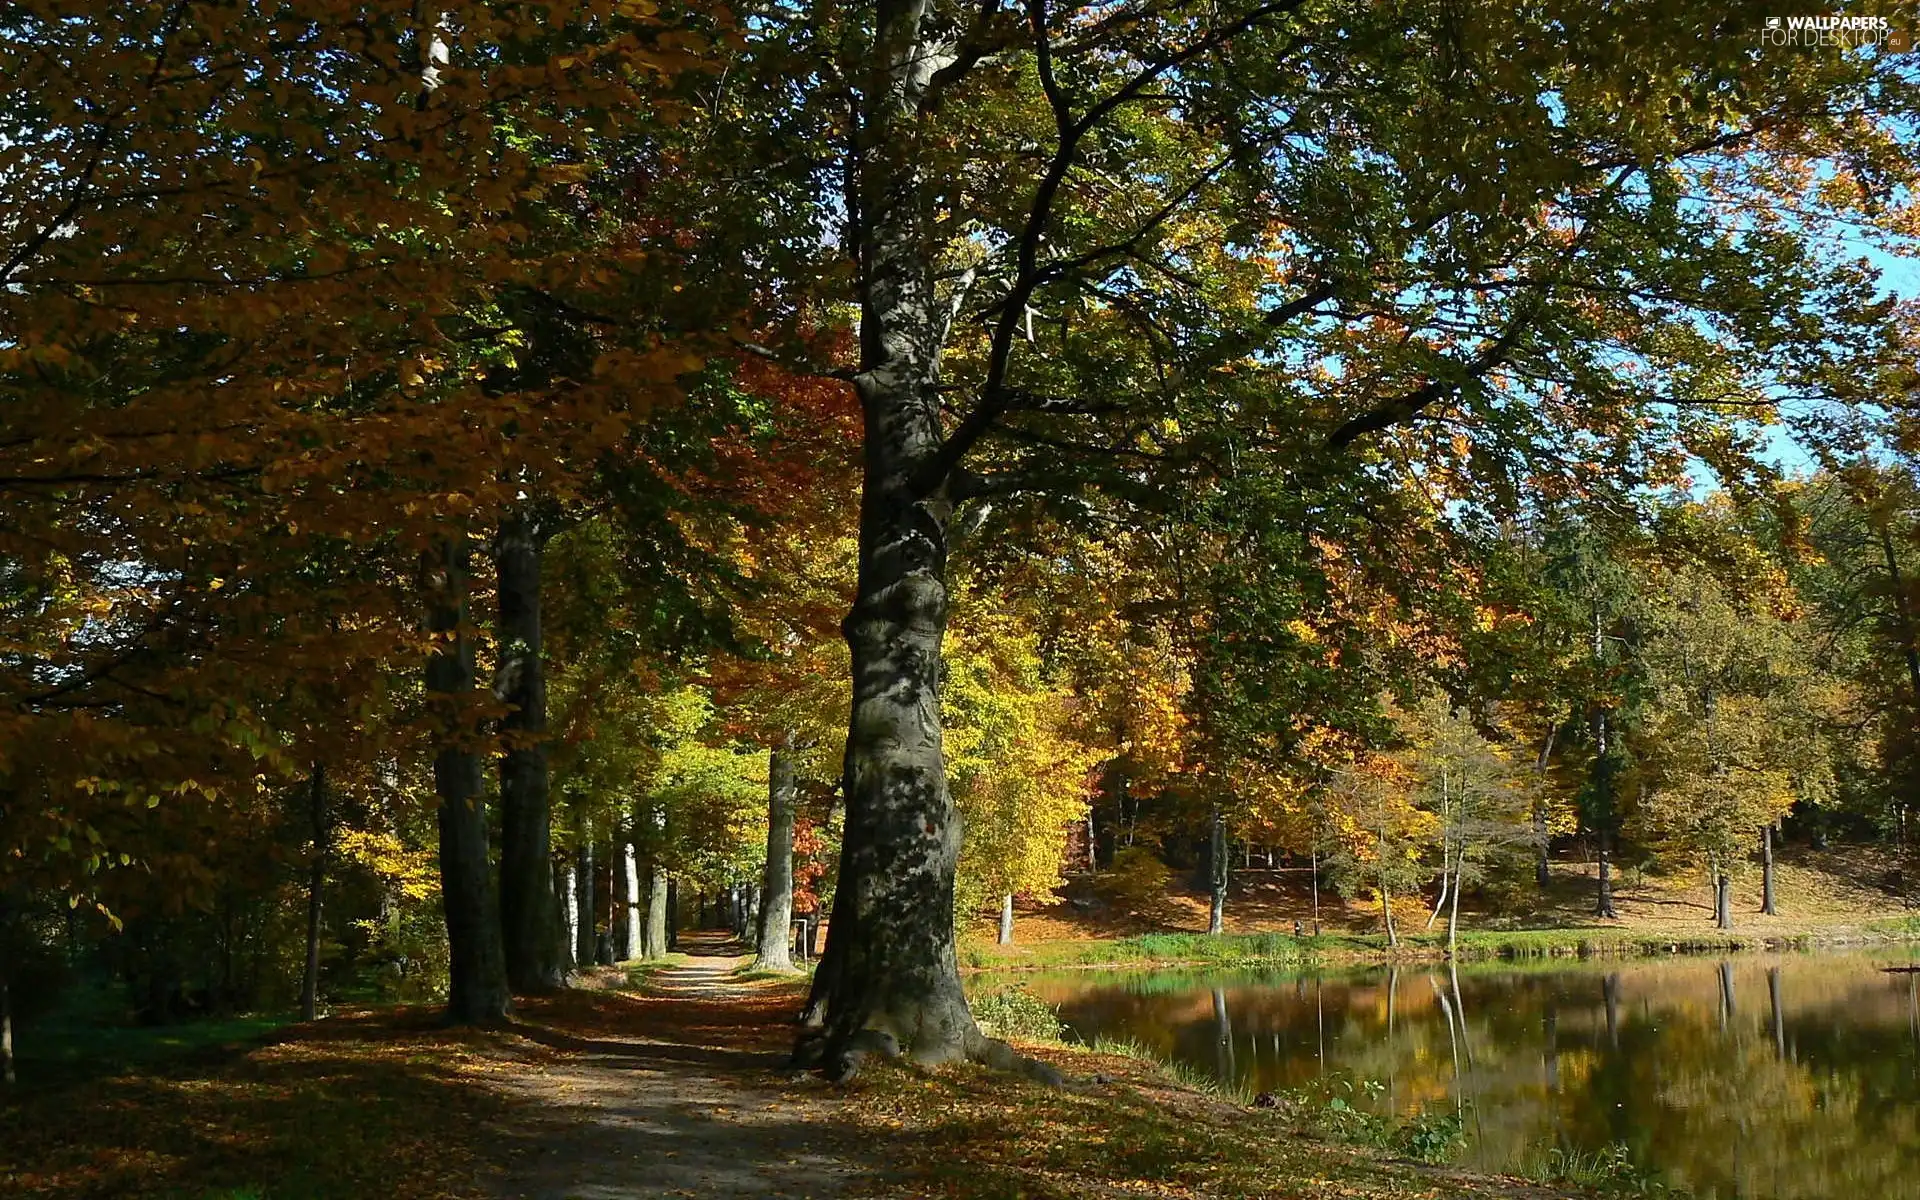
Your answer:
[426,536,512,1025]
[1310,846,1321,936]
[802,69,980,1067]
[1715,870,1732,930]
[1603,972,1620,1047]
[1768,966,1785,1059]
[1208,803,1228,935]
[496,512,564,993]
[300,761,329,1022]
[752,741,798,972]
[1534,720,1558,889]
[1596,836,1616,919]
[1879,522,1920,705]
[666,878,679,951]
[1761,824,1776,916]
[1,894,14,1085]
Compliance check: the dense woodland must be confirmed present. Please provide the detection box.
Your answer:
[3,1,1920,1092]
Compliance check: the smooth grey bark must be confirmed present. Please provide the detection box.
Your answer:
[426,536,512,1025]
[1310,846,1321,936]
[997,893,1014,945]
[572,840,595,967]
[1446,844,1463,958]
[613,839,640,961]
[300,761,329,1022]
[556,850,577,976]
[752,743,799,972]
[1212,987,1234,1085]
[1714,869,1732,930]
[644,866,668,959]
[495,511,564,993]
[1761,824,1776,915]
[1207,803,1227,935]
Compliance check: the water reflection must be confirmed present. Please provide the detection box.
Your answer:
[1033,953,1920,1199]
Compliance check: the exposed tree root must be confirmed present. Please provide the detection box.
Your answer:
[792,1024,1064,1086]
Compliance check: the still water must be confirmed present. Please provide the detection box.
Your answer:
[1029,953,1920,1199]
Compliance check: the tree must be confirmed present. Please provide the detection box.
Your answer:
[943,596,1099,944]
[1396,694,1527,956]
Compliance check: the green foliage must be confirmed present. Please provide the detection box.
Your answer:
[968,986,1065,1043]
[1522,1142,1682,1196]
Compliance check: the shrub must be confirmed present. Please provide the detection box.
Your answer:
[1097,847,1172,911]
[970,986,1064,1042]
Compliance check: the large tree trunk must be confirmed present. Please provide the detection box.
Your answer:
[496,512,564,993]
[300,761,329,1022]
[644,866,669,959]
[1761,824,1777,916]
[1208,803,1228,935]
[613,838,640,961]
[799,10,978,1076]
[572,840,595,967]
[426,536,512,1025]
[1715,869,1733,930]
[751,741,799,972]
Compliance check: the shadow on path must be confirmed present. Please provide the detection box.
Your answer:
[485,932,871,1199]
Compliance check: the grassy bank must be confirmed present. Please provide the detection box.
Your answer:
[965,914,1920,973]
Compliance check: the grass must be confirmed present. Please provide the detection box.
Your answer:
[966,916,1920,974]
[837,1040,1528,1199]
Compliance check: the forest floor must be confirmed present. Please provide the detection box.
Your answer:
[1,931,1575,1200]
[965,842,1920,969]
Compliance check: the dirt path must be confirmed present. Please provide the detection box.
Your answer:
[483,934,875,1199]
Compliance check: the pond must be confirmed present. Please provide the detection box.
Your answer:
[1028,952,1920,1199]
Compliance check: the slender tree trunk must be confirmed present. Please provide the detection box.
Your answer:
[666,878,679,951]
[1718,959,1736,1027]
[0,968,12,1086]
[1310,846,1321,936]
[1212,987,1234,1085]
[1715,869,1732,930]
[1381,883,1398,948]
[997,893,1014,945]
[496,511,563,993]
[1447,846,1463,958]
[1761,824,1776,916]
[1535,720,1558,888]
[426,536,511,1025]
[1,894,14,1085]
[1603,972,1620,1047]
[1426,848,1450,931]
[1769,966,1785,1059]
[1596,829,1617,919]
[1208,803,1228,935]
[752,741,798,972]
[300,761,329,1022]
[557,850,578,976]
